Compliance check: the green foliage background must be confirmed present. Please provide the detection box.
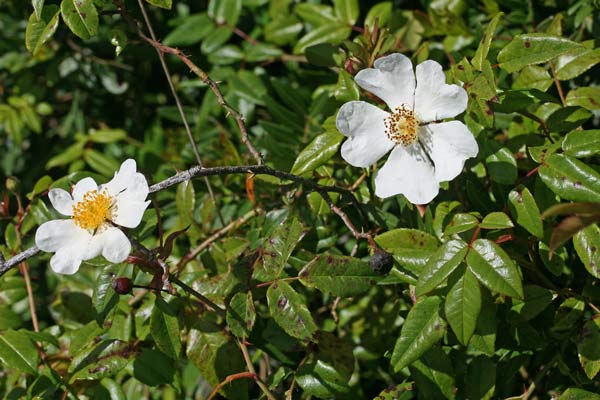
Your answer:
[1,0,600,398]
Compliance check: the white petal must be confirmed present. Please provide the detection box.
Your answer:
[355,53,416,110]
[72,177,98,202]
[50,247,83,275]
[374,144,439,204]
[414,60,468,123]
[99,227,131,263]
[420,121,479,182]
[35,220,89,252]
[48,231,94,274]
[115,174,149,203]
[48,189,74,216]
[103,159,138,196]
[82,234,104,260]
[336,101,394,168]
[112,199,150,228]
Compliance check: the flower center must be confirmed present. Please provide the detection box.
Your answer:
[384,105,420,146]
[72,190,114,230]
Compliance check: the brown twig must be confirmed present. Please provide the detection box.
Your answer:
[237,339,277,400]
[207,371,260,400]
[138,35,264,165]
[134,0,226,227]
[20,262,39,332]
[231,26,258,45]
[148,163,369,240]
[255,276,301,289]
[1,162,370,277]
[550,64,567,107]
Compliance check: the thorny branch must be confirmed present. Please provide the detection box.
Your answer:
[115,0,263,165]
[0,164,371,276]
[139,35,265,166]
[133,0,225,226]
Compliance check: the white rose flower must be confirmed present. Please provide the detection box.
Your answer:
[35,159,150,274]
[336,53,479,204]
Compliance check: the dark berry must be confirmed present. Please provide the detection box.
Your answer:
[112,277,133,294]
[369,250,394,275]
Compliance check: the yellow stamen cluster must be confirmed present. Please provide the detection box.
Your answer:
[72,190,113,230]
[384,105,420,146]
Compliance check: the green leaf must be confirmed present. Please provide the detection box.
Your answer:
[466,356,496,399]
[480,212,514,229]
[566,87,600,111]
[466,239,524,299]
[267,281,317,341]
[133,349,175,386]
[546,106,592,132]
[508,186,544,238]
[415,240,468,297]
[187,328,248,400]
[538,154,600,202]
[391,296,446,372]
[562,130,600,158]
[69,339,133,381]
[556,48,600,80]
[468,290,496,355]
[150,296,181,360]
[0,330,39,375]
[364,2,392,28]
[296,360,350,398]
[573,224,600,278]
[33,0,44,20]
[46,141,84,169]
[444,213,479,235]
[294,23,351,54]
[83,149,120,177]
[163,14,212,46]
[264,16,303,46]
[244,43,283,62]
[485,147,517,184]
[93,265,119,323]
[333,0,359,25]
[512,65,553,91]
[60,0,99,40]
[334,70,360,102]
[200,26,233,54]
[294,3,336,26]
[176,180,195,226]
[208,0,241,26]
[558,388,600,400]
[144,0,172,9]
[578,317,600,380]
[497,33,586,73]
[551,298,585,338]
[445,267,481,345]
[409,347,456,399]
[226,292,256,339]
[88,128,126,144]
[471,12,503,71]
[290,130,343,176]
[257,218,303,281]
[511,285,553,321]
[299,254,380,297]
[374,229,439,274]
[25,5,60,56]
